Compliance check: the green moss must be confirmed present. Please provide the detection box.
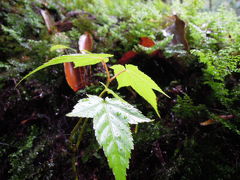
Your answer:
[173,95,207,120]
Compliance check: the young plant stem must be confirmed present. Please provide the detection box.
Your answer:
[70,118,87,180]
[109,69,126,83]
[99,89,107,97]
[76,118,89,150]
[99,65,127,98]
[98,61,112,98]
[70,118,89,180]
[70,118,83,141]
[71,153,79,180]
[70,61,128,180]
[101,61,110,83]
[134,124,139,134]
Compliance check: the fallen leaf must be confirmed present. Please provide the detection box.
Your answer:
[118,37,155,64]
[200,119,216,126]
[164,15,189,50]
[200,115,234,126]
[139,37,155,47]
[118,51,137,64]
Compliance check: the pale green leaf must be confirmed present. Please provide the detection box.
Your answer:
[66,95,152,180]
[111,64,169,116]
[17,54,113,86]
[105,97,153,124]
[50,44,72,52]
[67,95,103,118]
[67,95,152,124]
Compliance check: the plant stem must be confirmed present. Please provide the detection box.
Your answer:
[102,61,110,82]
[70,125,81,180]
[109,69,126,82]
[76,118,89,150]
[99,64,127,98]
[71,154,79,180]
[70,118,89,180]
[99,89,107,97]
[99,61,112,97]
[134,124,138,134]
[70,118,83,141]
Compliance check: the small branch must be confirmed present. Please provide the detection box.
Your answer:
[109,69,126,83]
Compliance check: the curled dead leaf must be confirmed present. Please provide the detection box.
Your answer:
[78,32,93,54]
[64,32,93,92]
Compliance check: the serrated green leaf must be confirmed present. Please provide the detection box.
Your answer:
[111,64,169,117]
[66,95,152,180]
[94,102,132,180]
[67,95,103,118]
[50,44,72,52]
[17,54,113,86]
[67,95,152,124]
